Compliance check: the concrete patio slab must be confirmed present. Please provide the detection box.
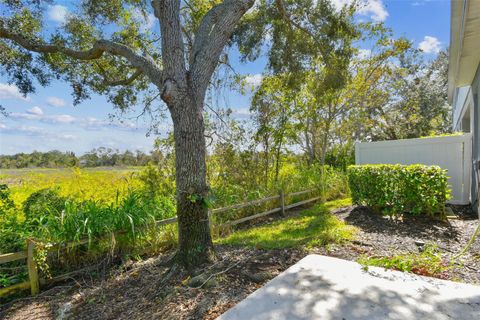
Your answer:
[218,255,480,320]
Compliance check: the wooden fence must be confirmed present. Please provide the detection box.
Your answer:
[0,188,320,298]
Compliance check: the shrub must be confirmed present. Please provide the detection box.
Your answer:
[23,188,66,223]
[347,164,450,216]
[325,143,355,171]
[0,184,15,217]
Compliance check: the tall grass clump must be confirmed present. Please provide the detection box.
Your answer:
[0,166,177,255]
[0,167,176,289]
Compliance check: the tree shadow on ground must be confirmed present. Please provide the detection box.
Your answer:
[220,256,480,320]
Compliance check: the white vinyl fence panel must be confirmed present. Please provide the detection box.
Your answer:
[355,134,472,204]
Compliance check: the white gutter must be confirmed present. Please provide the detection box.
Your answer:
[448,0,468,103]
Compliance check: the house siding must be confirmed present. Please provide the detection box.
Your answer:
[453,86,471,131]
[470,64,480,212]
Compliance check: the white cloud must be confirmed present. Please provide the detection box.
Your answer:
[359,0,388,22]
[26,106,44,116]
[132,8,156,32]
[418,36,441,54]
[10,111,76,124]
[17,125,44,134]
[235,108,251,116]
[59,134,76,140]
[50,114,76,123]
[331,0,388,22]
[0,124,44,135]
[46,96,66,107]
[356,48,372,59]
[83,117,138,131]
[0,83,29,101]
[8,111,140,131]
[47,5,69,23]
[244,74,263,88]
[0,124,77,141]
[411,0,430,6]
[10,112,41,121]
[1,118,154,154]
[231,107,252,119]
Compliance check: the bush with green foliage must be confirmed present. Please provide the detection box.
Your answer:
[325,143,355,171]
[347,164,450,216]
[0,184,15,216]
[23,188,66,223]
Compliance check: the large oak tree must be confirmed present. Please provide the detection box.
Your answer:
[1,0,258,268]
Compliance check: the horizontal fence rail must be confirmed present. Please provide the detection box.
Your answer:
[211,194,281,215]
[0,187,320,298]
[0,252,27,264]
[219,207,282,228]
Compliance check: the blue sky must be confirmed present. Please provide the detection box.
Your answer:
[0,0,450,155]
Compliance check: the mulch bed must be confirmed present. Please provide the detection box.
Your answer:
[1,205,479,320]
[325,205,480,283]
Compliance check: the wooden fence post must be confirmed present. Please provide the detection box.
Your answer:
[26,238,40,295]
[279,189,285,216]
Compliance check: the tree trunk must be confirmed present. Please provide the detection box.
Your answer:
[264,136,270,188]
[319,120,331,166]
[274,143,282,183]
[171,92,214,269]
[304,119,315,165]
[319,134,328,166]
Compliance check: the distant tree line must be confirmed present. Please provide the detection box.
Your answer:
[0,147,161,169]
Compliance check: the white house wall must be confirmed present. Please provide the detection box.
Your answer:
[452,86,473,130]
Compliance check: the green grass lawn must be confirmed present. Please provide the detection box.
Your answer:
[217,198,356,249]
[357,244,451,279]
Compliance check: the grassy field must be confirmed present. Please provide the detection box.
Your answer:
[0,167,177,289]
[0,167,177,253]
[0,167,144,210]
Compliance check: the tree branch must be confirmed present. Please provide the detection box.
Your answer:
[274,0,328,59]
[152,0,186,80]
[0,22,163,87]
[275,0,312,37]
[190,0,255,98]
[103,69,143,86]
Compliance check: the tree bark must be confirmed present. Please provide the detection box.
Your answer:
[319,124,330,166]
[264,135,270,187]
[274,142,282,183]
[170,90,214,269]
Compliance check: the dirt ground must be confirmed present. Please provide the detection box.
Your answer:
[1,205,479,320]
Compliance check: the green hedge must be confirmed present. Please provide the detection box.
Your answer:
[347,164,450,216]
